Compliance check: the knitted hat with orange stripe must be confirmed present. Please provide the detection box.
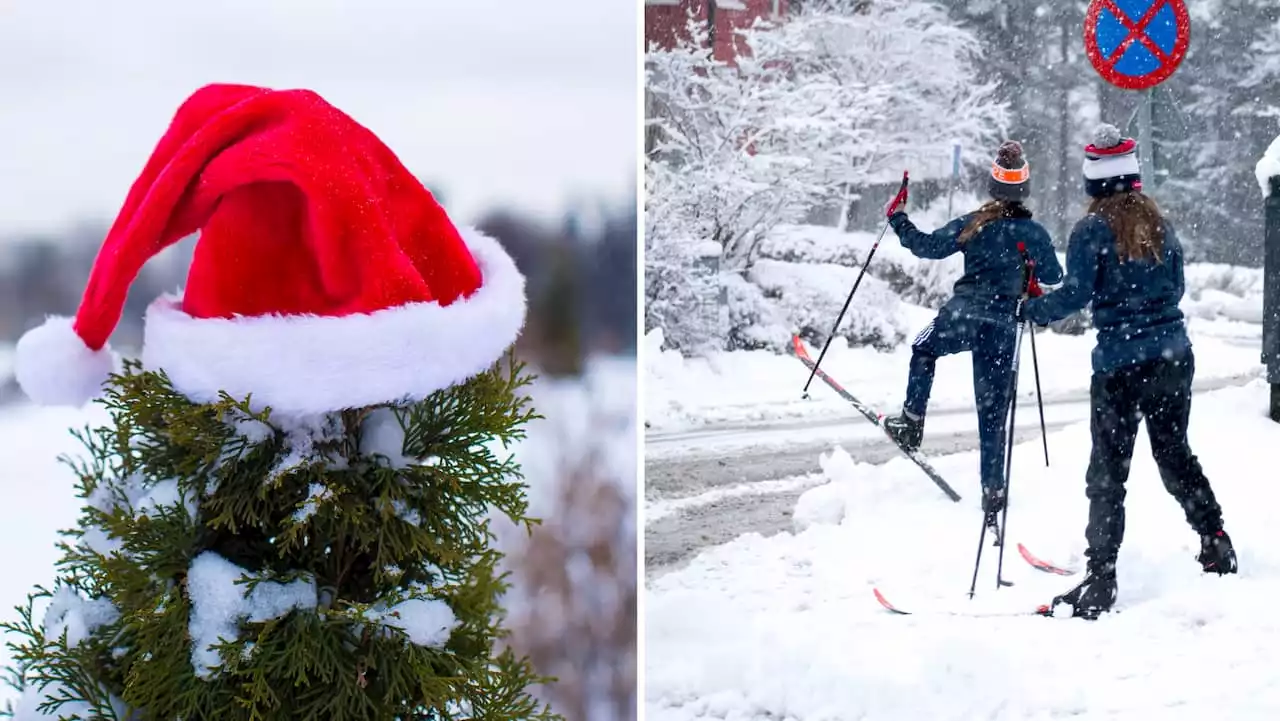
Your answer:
[989,141,1031,202]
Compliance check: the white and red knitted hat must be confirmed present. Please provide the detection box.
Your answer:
[1083,123,1143,198]
[14,84,525,416]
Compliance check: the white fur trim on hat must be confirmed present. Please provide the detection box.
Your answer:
[1083,153,1141,180]
[140,227,526,416]
[13,315,121,407]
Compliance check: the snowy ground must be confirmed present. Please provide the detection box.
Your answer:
[0,356,637,719]
[645,380,1280,720]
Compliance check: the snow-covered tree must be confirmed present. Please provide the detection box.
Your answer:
[1,359,554,721]
[930,1,1099,246]
[645,2,1006,353]
[772,0,1008,227]
[1157,0,1280,265]
[928,0,1280,265]
[646,12,869,277]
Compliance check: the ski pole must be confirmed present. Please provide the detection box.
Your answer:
[1029,322,1049,466]
[994,246,1040,590]
[995,315,1028,590]
[803,171,909,398]
[1018,243,1050,467]
[967,510,991,600]
[968,249,1040,598]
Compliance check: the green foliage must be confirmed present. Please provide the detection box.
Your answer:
[2,355,560,721]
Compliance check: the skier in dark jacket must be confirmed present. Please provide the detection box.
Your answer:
[881,141,1063,517]
[1023,124,1237,620]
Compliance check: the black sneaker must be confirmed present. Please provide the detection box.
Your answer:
[883,413,923,453]
[1197,530,1238,575]
[1052,567,1117,620]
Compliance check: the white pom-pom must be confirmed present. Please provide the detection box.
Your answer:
[14,316,119,406]
[1092,123,1122,150]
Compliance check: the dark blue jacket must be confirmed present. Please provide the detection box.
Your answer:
[888,208,1063,322]
[1024,212,1190,374]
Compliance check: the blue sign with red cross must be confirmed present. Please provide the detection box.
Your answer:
[1085,0,1191,91]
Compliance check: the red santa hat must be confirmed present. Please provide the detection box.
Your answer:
[13,84,526,416]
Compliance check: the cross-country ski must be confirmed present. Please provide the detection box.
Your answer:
[872,587,1053,619]
[789,334,962,502]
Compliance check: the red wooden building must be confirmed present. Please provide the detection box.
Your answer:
[645,0,788,64]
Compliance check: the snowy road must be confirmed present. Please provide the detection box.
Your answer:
[643,369,1262,573]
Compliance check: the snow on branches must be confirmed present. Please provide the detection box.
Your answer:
[645,1,1007,353]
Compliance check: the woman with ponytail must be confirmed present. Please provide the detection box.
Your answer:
[1023,125,1237,621]
[882,141,1063,519]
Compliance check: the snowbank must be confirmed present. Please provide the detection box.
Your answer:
[645,320,1263,432]
[1181,263,1265,324]
[646,381,1280,720]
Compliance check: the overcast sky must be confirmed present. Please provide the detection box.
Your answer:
[0,0,637,238]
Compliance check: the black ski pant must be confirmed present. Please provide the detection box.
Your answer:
[1083,349,1224,575]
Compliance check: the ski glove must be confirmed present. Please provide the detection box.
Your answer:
[884,183,909,218]
[1027,274,1044,298]
[1016,242,1044,298]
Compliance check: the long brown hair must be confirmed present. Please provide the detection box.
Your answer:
[1087,191,1164,262]
[958,200,1024,245]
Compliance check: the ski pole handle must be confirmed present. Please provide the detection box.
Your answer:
[1016,241,1036,297]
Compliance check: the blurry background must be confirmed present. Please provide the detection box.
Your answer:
[0,2,637,720]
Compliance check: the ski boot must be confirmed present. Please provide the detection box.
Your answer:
[982,486,1006,546]
[981,486,1006,515]
[1050,563,1117,620]
[883,411,924,453]
[1197,529,1238,575]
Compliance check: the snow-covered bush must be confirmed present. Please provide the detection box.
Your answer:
[645,238,723,355]
[1181,263,1265,324]
[724,274,787,352]
[1184,263,1265,301]
[756,224,965,311]
[645,1,1007,353]
[745,260,906,351]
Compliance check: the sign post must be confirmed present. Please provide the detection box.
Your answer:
[1138,90,1154,177]
[1266,177,1280,422]
[1084,0,1191,179]
[947,142,961,219]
